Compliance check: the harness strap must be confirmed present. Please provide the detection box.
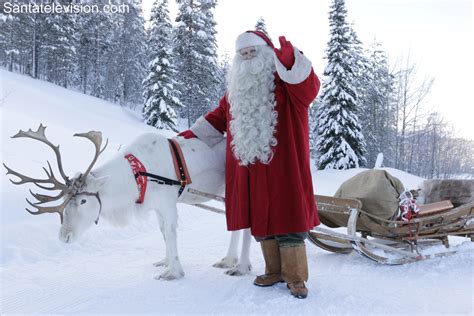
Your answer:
[125,153,147,203]
[136,171,180,186]
[168,138,192,196]
[124,139,192,204]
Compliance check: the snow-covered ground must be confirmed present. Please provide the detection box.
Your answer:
[1,70,473,314]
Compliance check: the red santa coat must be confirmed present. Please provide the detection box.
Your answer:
[189,47,321,237]
[202,65,321,237]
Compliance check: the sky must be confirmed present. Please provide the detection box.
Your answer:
[142,0,473,140]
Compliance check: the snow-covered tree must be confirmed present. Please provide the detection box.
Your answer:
[42,7,76,88]
[347,24,369,104]
[309,99,322,160]
[255,17,269,37]
[216,50,230,97]
[199,0,221,108]
[173,0,220,127]
[108,0,147,106]
[143,0,182,131]
[0,13,21,72]
[76,7,115,98]
[76,14,93,94]
[358,40,397,167]
[315,0,367,170]
[0,10,45,77]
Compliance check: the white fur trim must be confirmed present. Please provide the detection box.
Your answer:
[274,47,312,84]
[235,32,267,52]
[190,116,225,147]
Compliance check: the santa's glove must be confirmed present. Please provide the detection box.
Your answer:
[177,130,197,139]
[274,36,295,69]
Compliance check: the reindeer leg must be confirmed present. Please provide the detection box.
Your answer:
[154,204,185,280]
[213,230,240,269]
[152,213,168,267]
[226,228,252,276]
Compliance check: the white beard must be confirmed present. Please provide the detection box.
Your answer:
[227,46,278,166]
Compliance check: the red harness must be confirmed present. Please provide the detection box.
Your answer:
[124,139,192,204]
[125,153,148,203]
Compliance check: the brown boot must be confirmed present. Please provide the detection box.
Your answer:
[253,239,283,287]
[280,245,309,299]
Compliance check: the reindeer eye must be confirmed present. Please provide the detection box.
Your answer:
[80,199,87,205]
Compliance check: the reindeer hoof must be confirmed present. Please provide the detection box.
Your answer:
[153,258,168,267]
[225,264,252,276]
[213,257,238,269]
[155,269,185,280]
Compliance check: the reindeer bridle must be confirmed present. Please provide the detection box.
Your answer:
[3,124,108,224]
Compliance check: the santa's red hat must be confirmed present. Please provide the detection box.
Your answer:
[235,31,274,52]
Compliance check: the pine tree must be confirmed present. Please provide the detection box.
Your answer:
[173,0,220,127]
[309,99,322,160]
[255,17,269,37]
[315,0,367,170]
[108,0,147,106]
[0,13,20,71]
[347,24,369,106]
[76,5,109,97]
[76,13,93,94]
[0,10,45,77]
[42,5,76,88]
[76,12,107,97]
[216,50,230,97]
[199,0,221,108]
[75,1,117,99]
[142,0,182,131]
[89,13,110,99]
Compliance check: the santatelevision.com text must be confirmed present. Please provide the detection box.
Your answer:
[2,2,130,14]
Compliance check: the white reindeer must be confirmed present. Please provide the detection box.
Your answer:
[4,125,252,280]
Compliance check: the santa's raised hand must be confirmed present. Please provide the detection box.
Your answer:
[274,36,295,69]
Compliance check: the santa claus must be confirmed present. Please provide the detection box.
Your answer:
[179,30,320,299]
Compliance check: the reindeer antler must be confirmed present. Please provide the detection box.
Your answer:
[25,197,68,223]
[3,124,72,222]
[12,124,69,183]
[3,162,67,191]
[4,124,108,223]
[3,125,69,192]
[73,131,108,180]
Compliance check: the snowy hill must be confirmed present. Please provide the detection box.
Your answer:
[1,70,473,314]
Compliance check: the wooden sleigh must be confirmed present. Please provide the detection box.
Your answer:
[188,188,474,265]
[309,195,474,264]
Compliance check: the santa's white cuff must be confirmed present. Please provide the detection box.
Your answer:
[274,47,312,85]
[190,116,225,147]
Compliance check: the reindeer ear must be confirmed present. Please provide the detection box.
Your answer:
[89,173,109,191]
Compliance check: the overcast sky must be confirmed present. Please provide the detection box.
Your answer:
[142,0,473,140]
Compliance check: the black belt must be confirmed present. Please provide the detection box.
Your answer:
[134,139,189,197]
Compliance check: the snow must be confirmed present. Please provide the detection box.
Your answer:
[375,153,384,168]
[1,70,473,314]
[196,30,207,39]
